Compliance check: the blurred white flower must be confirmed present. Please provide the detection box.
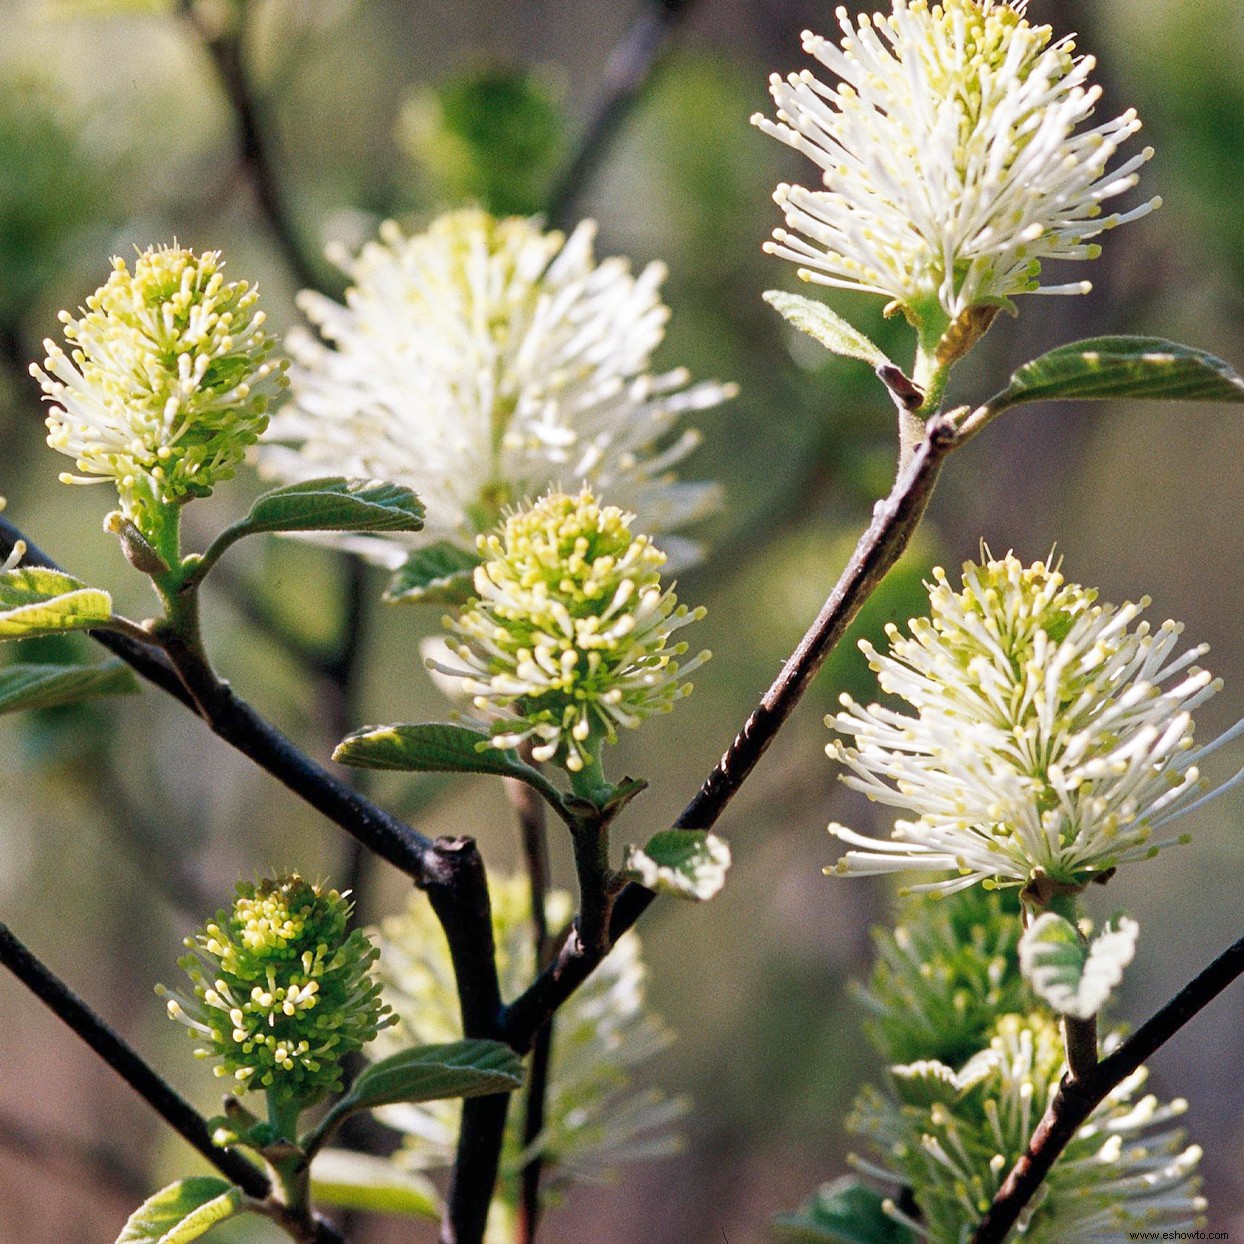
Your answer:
[262,209,733,568]
[753,1,1160,328]
[825,554,1240,897]
[370,873,685,1200]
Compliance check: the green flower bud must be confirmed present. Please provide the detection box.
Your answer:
[158,875,393,1106]
[33,245,287,543]
[431,487,710,775]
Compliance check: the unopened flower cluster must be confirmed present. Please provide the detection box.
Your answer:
[754,0,1159,328]
[434,488,709,773]
[159,876,392,1103]
[826,554,1220,896]
[263,209,733,566]
[370,873,685,1197]
[33,245,285,536]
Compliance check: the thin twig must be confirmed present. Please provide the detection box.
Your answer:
[507,745,555,1244]
[970,930,1244,1244]
[547,0,702,230]
[178,0,320,291]
[502,414,960,1048]
[0,921,269,1198]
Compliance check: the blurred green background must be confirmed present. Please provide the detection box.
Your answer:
[2,0,1243,1240]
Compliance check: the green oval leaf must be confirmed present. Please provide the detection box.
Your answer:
[775,1177,916,1244]
[764,290,893,370]
[334,722,564,805]
[1018,912,1139,1020]
[385,542,481,605]
[310,1150,440,1218]
[0,567,112,639]
[0,659,139,714]
[345,1040,524,1114]
[115,1178,242,1244]
[624,829,731,901]
[994,336,1244,408]
[237,478,425,535]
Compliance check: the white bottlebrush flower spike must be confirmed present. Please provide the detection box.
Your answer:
[262,209,733,567]
[432,487,709,775]
[753,0,1160,329]
[32,245,285,539]
[369,874,685,1197]
[825,553,1238,897]
[851,1013,1205,1242]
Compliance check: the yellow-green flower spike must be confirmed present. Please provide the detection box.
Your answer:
[431,487,709,776]
[33,245,287,542]
[158,875,393,1106]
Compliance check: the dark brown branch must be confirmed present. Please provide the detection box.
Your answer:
[179,0,320,292]
[422,841,507,1244]
[0,517,436,885]
[970,930,1244,1244]
[547,0,701,230]
[502,415,959,1048]
[0,921,269,1199]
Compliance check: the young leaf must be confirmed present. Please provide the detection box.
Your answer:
[774,1177,916,1244]
[232,478,425,535]
[342,1040,524,1113]
[0,659,138,714]
[1019,912,1140,1020]
[334,722,565,809]
[624,829,731,901]
[115,1178,242,1244]
[0,567,112,639]
[764,290,893,370]
[310,1149,440,1218]
[992,336,1244,409]
[385,542,480,605]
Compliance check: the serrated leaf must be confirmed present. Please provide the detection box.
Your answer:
[115,1178,242,1244]
[993,336,1244,409]
[774,1177,916,1244]
[764,290,893,369]
[385,542,480,604]
[1019,912,1139,1020]
[0,568,112,639]
[310,1150,440,1218]
[343,1040,524,1114]
[624,829,731,901]
[0,660,138,714]
[237,478,425,535]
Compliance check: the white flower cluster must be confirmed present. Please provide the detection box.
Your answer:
[754,1,1159,327]
[826,554,1231,896]
[263,210,733,566]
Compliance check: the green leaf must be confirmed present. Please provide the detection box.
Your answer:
[235,478,425,536]
[0,659,138,714]
[384,542,480,605]
[115,1178,242,1244]
[1018,912,1139,1020]
[343,1040,524,1114]
[775,1177,916,1244]
[993,336,1244,409]
[0,567,112,639]
[764,290,893,370]
[310,1150,440,1218]
[624,829,731,901]
[334,722,564,805]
